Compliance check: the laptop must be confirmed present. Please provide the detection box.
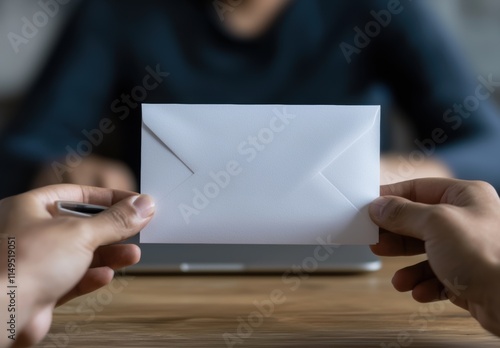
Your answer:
[126,237,381,273]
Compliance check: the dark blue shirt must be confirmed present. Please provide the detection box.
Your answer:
[1,0,500,198]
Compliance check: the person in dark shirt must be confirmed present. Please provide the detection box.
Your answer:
[1,0,500,198]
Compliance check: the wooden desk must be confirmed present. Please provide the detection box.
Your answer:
[40,257,498,347]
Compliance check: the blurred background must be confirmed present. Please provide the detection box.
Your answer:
[2,0,499,117]
[0,0,500,198]
[0,0,81,126]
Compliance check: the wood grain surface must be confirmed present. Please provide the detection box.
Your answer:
[38,256,498,348]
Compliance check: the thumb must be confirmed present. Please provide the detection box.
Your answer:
[88,194,155,246]
[369,196,429,240]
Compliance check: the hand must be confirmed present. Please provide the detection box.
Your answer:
[0,185,155,347]
[380,154,453,185]
[32,155,137,191]
[369,178,500,335]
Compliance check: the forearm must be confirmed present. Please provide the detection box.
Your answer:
[480,301,500,337]
[0,152,41,199]
[437,135,500,192]
[476,264,500,336]
[0,280,39,348]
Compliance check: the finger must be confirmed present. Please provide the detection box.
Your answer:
[369,195,432,240]
[370,230,425,256]
[99,172,136,191]
[28,184,138,215]
[66,165,100,186]
[99,164,137,191]
[412,277,446,303]
[57,266,114,306]
[380,178,496,208]
[392,260,435,292]
[380,178,466,204]
[32,165,65,187]
[88,194,155,247]
[90,244,141,269]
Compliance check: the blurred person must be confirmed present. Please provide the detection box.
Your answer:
[0,0,80,129]
[0,185,155,348]
[369,178,500,337]
[0,0,80,97]
[1,0,500,198]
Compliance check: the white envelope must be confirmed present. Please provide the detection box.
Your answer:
[140,104,380,245]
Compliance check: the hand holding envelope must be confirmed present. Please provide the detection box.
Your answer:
[141,104,380,244]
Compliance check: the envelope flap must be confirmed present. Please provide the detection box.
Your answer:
[142,104,286,172]
[143,104,379,177]
[142,104,203,172]
[320,107,380,210]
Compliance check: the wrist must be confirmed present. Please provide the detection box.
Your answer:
[475,264,500,336]
[478,299,500,336]
[0,274,41,347]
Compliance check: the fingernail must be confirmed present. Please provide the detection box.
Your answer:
[132,194,155,219]
[369,196,390,220]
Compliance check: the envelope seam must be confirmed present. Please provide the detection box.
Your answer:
[319,111,379,173]
[143,121,196,175]
[317,172,360,213]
